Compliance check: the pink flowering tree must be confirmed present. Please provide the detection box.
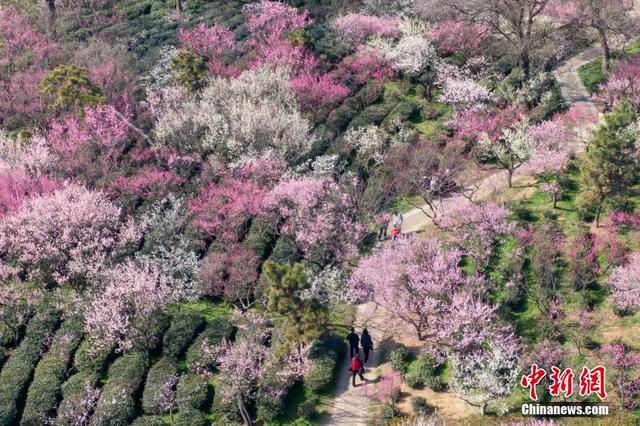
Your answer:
[290,71,349,111]
[434,201,512,270]
[601,342,640,409]
[427,20,491,57]
[262,177,365,265]
[0,7,59,130]
[0,171,61,219]
[189,159,283,243]
[450,328,521,414]
[452,105,525,147]
[243,0,311,69]
[595,57,640,111]
[178,22,238,78]
[84,260,177,353]
[606,252,640,314]
[199,243,260,309]
[47,105,131,180]
[0,184,136,288]
[348,238,483,340]
[332,14,400,46]
[521,119,574,207]
[332,51,395,90]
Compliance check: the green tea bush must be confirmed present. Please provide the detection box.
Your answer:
[162,312,205,359]
[176,373,209,410]
[142,357,178,414]
[0,303,60,426]
[21,317,83,425]
[91,352,147,425]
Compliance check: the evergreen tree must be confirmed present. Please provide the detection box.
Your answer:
[263,261,328,352]
[578,99,639,226]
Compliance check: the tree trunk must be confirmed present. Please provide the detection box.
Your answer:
[44,0,56,40]
[519,43,530,79]
[597,27,610,75]
[595,201,603,228]
[238,398,252,426]
[552,192,558,209]
[507,168,513,188]
[176,0,183,12]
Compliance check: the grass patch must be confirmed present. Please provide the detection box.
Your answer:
[578,40,640,93]
[389,195,424,214]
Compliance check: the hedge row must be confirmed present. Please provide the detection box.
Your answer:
[162,311,205,359]
[304,335,344,392]
[142,357,178,415]
[55,340,112,425]
[130,415,165,426]
[176,373,209,411]
[185,318,233,374]
[0,303,60,426]
[90,352,147,426]
[20,316,84,425]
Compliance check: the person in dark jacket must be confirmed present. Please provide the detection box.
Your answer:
[361,328,373,364]
[350,354,365,387]
[347,327,359,358]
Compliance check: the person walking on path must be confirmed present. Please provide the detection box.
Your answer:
[350,354,365,387]
[347,327,360,358]
[361,328,373,364]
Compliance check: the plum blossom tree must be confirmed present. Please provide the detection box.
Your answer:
[290,71,350,111]
[439,77,492,109]
[594,58,640,111]
[0,171,61,219]
[199,243,259,309]
[601,342,640,409]
[0,7,59,130]
[481,118,537,188]
[189,158,283,243]
[332,51,395,89]
[434,201,511,270]
[343,125,390,168]
[348,238,483,339]
[427,20,491,57]
[606,252,640,313]
[450,328,521,414]
[178,22,238,78]
[262,177,365,264]
[84,260,176,353]
[155,68,312,163]
[332,14,400,46]
[0,184,135,288]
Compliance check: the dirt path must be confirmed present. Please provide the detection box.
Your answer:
[325,47,602,425]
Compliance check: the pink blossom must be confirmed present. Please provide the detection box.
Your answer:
[606,252,640,312]
[0,171,61,219]
[427,20,491,57]
[595,57,640,110]
[291,71,349,110]
[263,177,365,263]
[332,50,395,88]
[178,22,238,78]
[0,183,128,286]
[332,14,400,46]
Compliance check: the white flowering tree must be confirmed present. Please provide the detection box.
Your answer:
[343,125,390,168]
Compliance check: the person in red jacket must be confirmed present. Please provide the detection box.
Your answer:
[350,354,365,387]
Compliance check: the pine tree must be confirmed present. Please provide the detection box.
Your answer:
[263,261,328,352]
[578,99,639,226]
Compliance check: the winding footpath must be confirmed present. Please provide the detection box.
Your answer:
[325,46,602,425]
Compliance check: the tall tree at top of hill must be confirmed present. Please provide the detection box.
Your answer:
[577,99,639,226]
[550,0,638,74]
[442,0,551,78]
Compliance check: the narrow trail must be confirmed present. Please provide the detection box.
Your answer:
[325,46,602,425]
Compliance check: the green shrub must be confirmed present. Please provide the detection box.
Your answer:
[142,357,178,414]
[243,217,276,261]
[210,390,240,422]
[382,99,418,129]
[162,312,205,359]
[21,317,84,425]
[423,375,444,392]
[73,339,112,374]
[173,407,206,426]
[297,395,319,419]
[390,345,409,374]
[92,352,147,426]
[130,415,166,426]
[405,372,423,388]
[256,396,284,422]
[267,236,301,265]
[304,335,343,392]
[176,373,209,410]
[349,102,396,129]
[0,303,60,426]
[56,340,113,424]
[185,318,233,374]
[411,396,434,416]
